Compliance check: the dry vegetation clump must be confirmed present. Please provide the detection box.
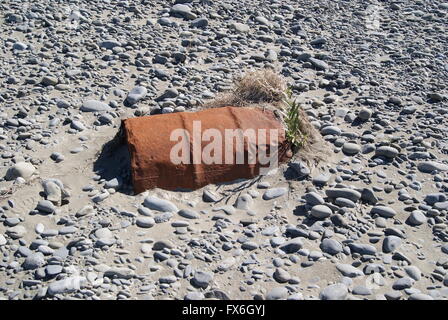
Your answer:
[232,69,287,106]
[202,69,328,166]
[203,69,287,108]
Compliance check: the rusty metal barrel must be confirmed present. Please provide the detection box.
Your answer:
[122,106,291,193]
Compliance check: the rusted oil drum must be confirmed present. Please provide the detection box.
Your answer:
[122,106,291,193]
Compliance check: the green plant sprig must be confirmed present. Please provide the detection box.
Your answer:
[281,88,308,151]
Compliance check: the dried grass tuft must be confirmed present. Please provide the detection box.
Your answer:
[202,69,286,109]
[232,69,287,105]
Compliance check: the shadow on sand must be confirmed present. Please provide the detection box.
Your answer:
[93,127,133,195]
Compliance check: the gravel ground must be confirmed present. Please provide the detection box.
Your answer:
[0,0,447,300]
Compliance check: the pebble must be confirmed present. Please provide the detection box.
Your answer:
[375,146,399,158]
[144,196,178,212]
[279,239,303,254]
[320,238,343,255]
[5,162,35,180]
[358,108,372,120]
[178,209,200,219]
[192,271,213,289]
[234,194,253,210]
[382,236,402,253]
[266,287,288,300]
[185,292,205,300]
[393,277,414,290]
[408,293,434,300]
[6,226,27,239]
[325,188,361,202]
[273,268,291,283]
[371,205,397,218]
[342,143,361,155]
[304,192,325,206]
[336,264,363,278]
[126,86,147,105]
[23,253,45,270]
[80,100,111,112]
[407,210,427,226]
[36,200,56,214]
[0,235,6,246]
[405,266,422,281]
[136,217,155,228]
[262,187,288,200]
[47,276,86,296]
[320,283,348,300]
[310,205,332,219]
[417,161,448,173]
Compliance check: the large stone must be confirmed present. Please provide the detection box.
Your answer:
[289,161,310,178]
[407,210,426,226]
[392,277,414,290]
[136,217,155,228]
[320,283,348,300]
[404,266,422,281]
[192,271,213,289]
[266,287,288,300]
[358,108,372,120]
[382,236,402,253]
[349,243,377,256]
[424,193,446,205]
[42,180,62,205]
[273,268,291,283]
[325,188,361,202]
[178,209,199,219]
[5,162,36,180]
[417,161,448,173]
[234,194,253,210]
[320,126,341,136]
[0,234,6,246]
[170,4,197,20]
[361,188,378,205]
[279,238,303,253]
[80,100,111,112]
[105,178,121,190]
[263,187,288,200]
[342,143,361,155]
[309,58,329,71]
[144,196,178,212]
[41,76,58,86]
[336,264,363,277]
[184,292,205,300]
[104,267,135,279]
[375,146,399,158]
[23,253,45,270]
[310,205,332,219]
[408,293,434,300]
[230,22,250,33]
[126,86,147,105]
[76,205,95,218]
[6,226,27,239]
[100,40,121,49]
[304,192,325,206]
[370,205,397,218]
[47,276,87,296]
[36,200,56,214]
[320,238,343,255]
[190,17,208,28]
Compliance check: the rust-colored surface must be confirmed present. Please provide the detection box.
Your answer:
[122,106,291,193]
